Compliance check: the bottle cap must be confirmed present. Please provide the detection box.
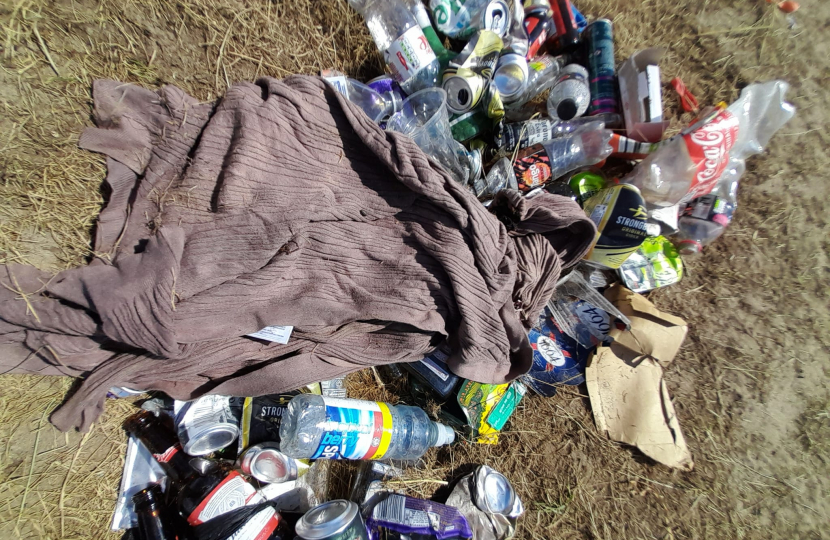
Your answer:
[434,423,456,447]
[712,213,729,227]
[677,239,702,255]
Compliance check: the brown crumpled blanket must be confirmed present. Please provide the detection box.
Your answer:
[0,76,595,432]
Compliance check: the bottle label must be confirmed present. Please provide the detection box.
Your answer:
[513,145,551,191]
[227,507,280,540]
[311,398,393,460]
[682,109,740,200]
[686,194,734,223]
[187,471,264,526]
[386,26,437,84]
[152,444,181,463]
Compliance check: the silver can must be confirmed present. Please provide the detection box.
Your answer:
[295,500,368,540]
[482,0,511,37]
[493,52,529,103]
[175,395,239,456]
[473,466,516,514]
[239,443,299,484]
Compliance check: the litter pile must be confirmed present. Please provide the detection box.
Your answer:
[0,0,797,539]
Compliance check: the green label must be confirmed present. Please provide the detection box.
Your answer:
[486,382,525,431]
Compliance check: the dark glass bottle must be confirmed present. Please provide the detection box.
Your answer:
[133,484,178,540]
[124,411,196,484]
[124,410,195,485]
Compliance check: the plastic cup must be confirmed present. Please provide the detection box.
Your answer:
[386,88,473,185]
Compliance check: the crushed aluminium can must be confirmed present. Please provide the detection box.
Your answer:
[582,184,649,269]
[402,343,461,399]
[443,30,504,117]
[239,443,306,484]
[295,500,369,540]
[493,52,528,103]
[450,109,494,142]
[523,308,590,396]
[619,235,684,292]
[430,0,511,39]
[568,170,607,205]
[175,395,239,456]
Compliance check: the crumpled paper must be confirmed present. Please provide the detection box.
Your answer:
[585,285,693,470]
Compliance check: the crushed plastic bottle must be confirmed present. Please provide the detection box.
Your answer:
[622,80,796,207]
[279,395,455,461]
[348,0,441,95]
[401,0,454,64]
[326,77,402,124]
[511,127,612,191]
[674,194,735,254]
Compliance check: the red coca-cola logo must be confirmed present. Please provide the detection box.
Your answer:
[683,110,739,199]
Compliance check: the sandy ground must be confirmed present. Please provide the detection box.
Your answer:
[0,0,828,539]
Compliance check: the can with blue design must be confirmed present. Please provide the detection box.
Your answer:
[586,19,619,116]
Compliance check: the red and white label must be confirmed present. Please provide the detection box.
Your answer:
[152,445,180,463]
[227,507,280,540]
[187,471,264,526]
[385,26,436,84]
[682,109,739,200]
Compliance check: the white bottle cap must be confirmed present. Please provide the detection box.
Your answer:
[433,423,456,447]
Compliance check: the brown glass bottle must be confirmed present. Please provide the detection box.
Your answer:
[133,484,179,540]
[124,410,195,485]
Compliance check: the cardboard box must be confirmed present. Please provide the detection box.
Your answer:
[618,48,671,143]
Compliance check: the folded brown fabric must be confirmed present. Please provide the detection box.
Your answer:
[0,76,595,431]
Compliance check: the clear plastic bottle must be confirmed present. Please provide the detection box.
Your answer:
[401,0,453,64]
[546,64,590,121]
[328,77,402,124]
[674,194,734,254]
[504,54,562,108]
[279,395,455,461]
[512,127,612,191]
[621,80,795,207]
[349,0,440,95]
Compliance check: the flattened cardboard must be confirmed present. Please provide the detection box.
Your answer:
[604,284,688,366]
[586,345,693,470]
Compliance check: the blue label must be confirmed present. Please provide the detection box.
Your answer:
[522,308,590,396]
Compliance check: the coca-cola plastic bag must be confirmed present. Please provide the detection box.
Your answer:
[623,80,795,207]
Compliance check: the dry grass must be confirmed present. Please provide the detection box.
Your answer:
[1,0,829,539]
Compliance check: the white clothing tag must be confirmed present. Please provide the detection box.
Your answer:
[247,325,293,344]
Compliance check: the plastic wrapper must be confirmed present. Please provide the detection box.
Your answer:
[619,236,684,292]
[547,271,631,347]
[366,493,473,540]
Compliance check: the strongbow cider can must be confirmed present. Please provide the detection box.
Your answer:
[582,184,649,269]
[443,30,504,116]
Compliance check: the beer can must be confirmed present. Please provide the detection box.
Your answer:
[586,19,619,116]
[444,68,490,114]
[295,500,369,540]
[582,184,649,269]
[443,30,503,115]
[482,0,511,37]
[493,52,529,103]
[175,395,239,456]
[239,443,303,484]
[473,465,517,515]
[449,109,493,142]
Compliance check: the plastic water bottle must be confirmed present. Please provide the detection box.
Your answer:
[279,395,455,461]
[327,77,402,124]
[401,0,453,64]
[349,0,441,95]
[546,64,590,122]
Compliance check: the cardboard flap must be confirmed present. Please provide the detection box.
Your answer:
[586,345,693,470]
[618,48,671,143]
[604,285,687,366]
